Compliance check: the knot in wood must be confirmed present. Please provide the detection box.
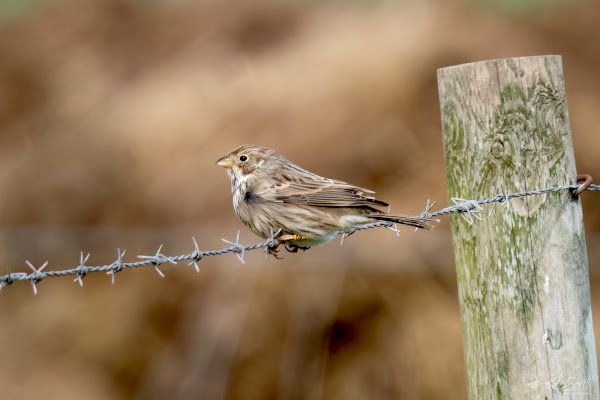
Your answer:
[490,140,505,159]
[555,103,569,135]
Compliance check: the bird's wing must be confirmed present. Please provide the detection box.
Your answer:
[261,177,389,209]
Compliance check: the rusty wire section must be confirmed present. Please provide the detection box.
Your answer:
[1,182,598,294]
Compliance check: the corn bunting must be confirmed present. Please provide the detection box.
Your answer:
[217,145,431,255]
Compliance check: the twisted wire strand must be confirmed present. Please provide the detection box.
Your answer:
[1,183,598,293]
[422,183,599,218]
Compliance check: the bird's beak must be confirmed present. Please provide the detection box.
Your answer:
[216,155,233,168]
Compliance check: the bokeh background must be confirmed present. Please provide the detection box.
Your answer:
[0,0,599,399]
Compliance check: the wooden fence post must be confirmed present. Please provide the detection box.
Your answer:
[437,55,599,399]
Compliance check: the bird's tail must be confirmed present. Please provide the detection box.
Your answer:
[369,213,434,230]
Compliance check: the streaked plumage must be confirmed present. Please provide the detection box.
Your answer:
[216,144,431,251]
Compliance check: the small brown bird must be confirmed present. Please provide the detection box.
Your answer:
[217,145,431,255]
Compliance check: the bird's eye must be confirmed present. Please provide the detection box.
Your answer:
[239,155,248,162]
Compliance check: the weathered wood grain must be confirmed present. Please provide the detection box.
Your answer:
[438,55,598,399]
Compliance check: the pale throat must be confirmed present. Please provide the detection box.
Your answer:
[227,168,252,211]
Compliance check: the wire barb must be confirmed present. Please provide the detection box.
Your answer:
[74,252,90,287]
[450,198,483,225]
[263,228,283,258]
[266,228,282,248]
[107,249,126,285]
[340,230,356,246]
[420,199,436,219]
[138,244,176,278]
[385,224,401,235]
[25,260,48,295]
[189,237,203,273]
[221,231,246,264]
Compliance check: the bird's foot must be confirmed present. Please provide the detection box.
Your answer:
[284,244,311,253]
[267,245,283,259]
[268,233,309,257]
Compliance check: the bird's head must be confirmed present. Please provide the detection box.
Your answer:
[216,144,276,185]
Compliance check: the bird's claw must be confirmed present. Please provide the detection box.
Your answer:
[284,244,311,253]
[268,245,283,259]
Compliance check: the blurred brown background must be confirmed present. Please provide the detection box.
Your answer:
[0,0,599,399]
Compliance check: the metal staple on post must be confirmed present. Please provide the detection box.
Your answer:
[0,182,597,294]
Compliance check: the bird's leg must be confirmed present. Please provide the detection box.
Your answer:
[276,234,310,254]
[277,234,307,241]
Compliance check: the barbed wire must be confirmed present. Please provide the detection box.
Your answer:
[1,181,598,294]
